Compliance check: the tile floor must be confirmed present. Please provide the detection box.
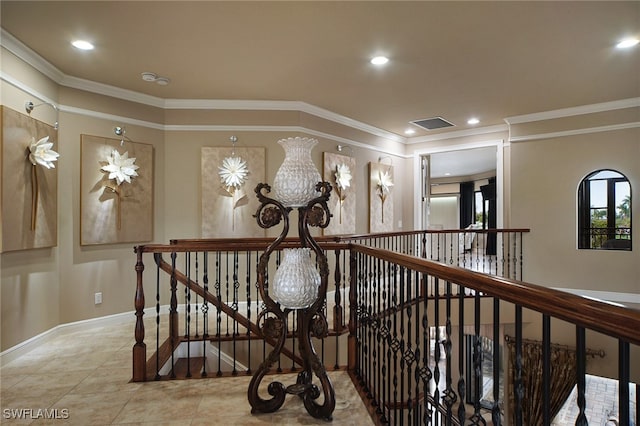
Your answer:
[0,321,373,425]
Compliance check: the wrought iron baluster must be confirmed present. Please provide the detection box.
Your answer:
[405,266,414,425]
[365,254,373,399]
[201,251,209,378]
[391,262,400,423]
[186,251,192,378]
[381,263,390,424]
[619,340,630,426]
[433,277,441,425]
[575,326,587,426]
[225,251,230,337]
[215,251,222,376]
[491,297,501,425]
[422,273,433,425]
[457,283,466,424]
[183,253,188,338]
[500,232,506,278]
[194,252,199,339]
[542,315,551,425]
[442,281,456,424]
[469,290,486,425]
[514,306,523,426]
[170,251,178,379]
[232,250,239,376]
[413,270,422,426]
[373,257,381,415]
[245,250,252,375]
[518,232,523,281]
[334,249,342,370]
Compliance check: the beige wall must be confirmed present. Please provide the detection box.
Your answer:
[510,127,639,294]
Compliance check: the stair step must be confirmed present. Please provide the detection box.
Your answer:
[172,357,205,378]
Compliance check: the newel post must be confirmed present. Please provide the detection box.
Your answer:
[132,246,146,382]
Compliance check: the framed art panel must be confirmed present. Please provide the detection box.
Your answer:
[1,105,58,252]
[80,135,153,245]
[322,152,355,235]
[201,146,265,238]
[369,161,394,233]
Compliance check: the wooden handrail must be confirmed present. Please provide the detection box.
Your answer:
[351,244,640,346]
[134,228,531,254]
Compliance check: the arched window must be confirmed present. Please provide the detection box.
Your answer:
[578,169,631,250]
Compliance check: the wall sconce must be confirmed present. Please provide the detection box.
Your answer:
[336,144,354,156]
[248,136,335,420]
[114,126,133,146]
[25,100,59,130]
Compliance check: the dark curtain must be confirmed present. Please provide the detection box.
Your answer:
[459,181,475,229]
[481,178,497,255]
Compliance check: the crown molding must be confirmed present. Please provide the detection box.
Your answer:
[165,98,406,143]
[505,97,640,125]
[509,122,640,143]
[61,74,166,108]
[59,105,165,130]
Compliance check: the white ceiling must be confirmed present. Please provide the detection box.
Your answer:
[1,1,638,143]
[430,147,496,179]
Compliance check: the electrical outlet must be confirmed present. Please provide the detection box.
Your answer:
[95,292,103,305]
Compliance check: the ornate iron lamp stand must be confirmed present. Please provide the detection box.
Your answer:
[247,181,335,421]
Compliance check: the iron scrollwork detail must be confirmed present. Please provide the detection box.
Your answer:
[247,181,336,421]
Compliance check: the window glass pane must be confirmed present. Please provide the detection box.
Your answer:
[589,180,607,208]
[615,181,631,231]
[590,208,607,227]
[589,170,623,180]
[475,191,484,225]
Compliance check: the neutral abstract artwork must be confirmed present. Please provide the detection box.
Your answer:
[322,152,356,235]
[201,146,265,238]
[1,105,58,252]
[80,134,153,245]
[369,161,394,233]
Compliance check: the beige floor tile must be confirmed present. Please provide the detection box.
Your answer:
[1,320,373,426]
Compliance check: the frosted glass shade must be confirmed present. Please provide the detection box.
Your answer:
[272,137,322,207]
[272,248,320,309]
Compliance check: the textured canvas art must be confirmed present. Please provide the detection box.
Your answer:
[1,105,58,252]
[369,161,394,233]
[201,146,265,238]
[322,152,356,235]
[80,134,153,245]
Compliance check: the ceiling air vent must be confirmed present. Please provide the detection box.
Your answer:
[410,117,455,131]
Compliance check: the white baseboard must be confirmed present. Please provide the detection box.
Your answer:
[0,306,166,366]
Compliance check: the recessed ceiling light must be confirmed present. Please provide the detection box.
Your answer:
[616,38,639,49]
[467,117,480,125]
[371,56,389,65]
[404,128,415,135]
[71,40,94,50]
